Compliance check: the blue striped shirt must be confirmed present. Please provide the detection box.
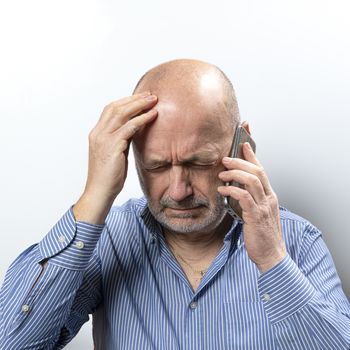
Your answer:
[1,197,349,349]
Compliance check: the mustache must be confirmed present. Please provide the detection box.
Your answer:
[159,196,209,209]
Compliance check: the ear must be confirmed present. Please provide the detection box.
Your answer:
[241,120,251,135]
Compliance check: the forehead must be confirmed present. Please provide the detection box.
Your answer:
[133,98,233,162]
[142,131,223,161]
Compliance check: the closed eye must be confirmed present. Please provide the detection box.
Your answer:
[143,164,171,172]
[186,160,218,169]
[142,160,219,172]
[191,164,216,170]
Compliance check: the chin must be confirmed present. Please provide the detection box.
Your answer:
[155,212,226,235]
[146,193,227,234]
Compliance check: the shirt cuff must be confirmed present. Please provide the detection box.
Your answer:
[38,205,105,270]
[257,254,316,324]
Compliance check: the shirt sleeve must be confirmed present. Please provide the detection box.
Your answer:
[0,205,105,350]
[257,223,350,349]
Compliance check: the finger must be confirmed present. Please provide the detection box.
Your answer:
[100,92,157,127]
[110,92,152,109]
[217,185,258,214]
[222,155,273,196]
[99,92,150,121]
[242,142,262,167]
[222,156,258,173]
[218,169,266,204]
[115,108,158,142]
[105,94,158,132]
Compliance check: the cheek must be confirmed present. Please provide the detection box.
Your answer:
[190,168,223,194]
[140,171,169,198]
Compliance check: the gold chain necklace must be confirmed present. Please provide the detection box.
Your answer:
[174,251,209,278]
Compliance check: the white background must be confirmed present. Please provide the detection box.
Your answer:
[0,0,349,347]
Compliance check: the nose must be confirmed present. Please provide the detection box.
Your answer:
[167,165,193,202]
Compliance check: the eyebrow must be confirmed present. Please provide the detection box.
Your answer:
[143,152,220,167]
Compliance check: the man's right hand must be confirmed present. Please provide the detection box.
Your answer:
[73,92,158,224]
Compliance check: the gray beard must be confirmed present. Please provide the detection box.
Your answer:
[146,192,228,235]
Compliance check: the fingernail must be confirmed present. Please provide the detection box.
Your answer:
[140,91,151,97]
[146,94,157,101]
[222,157,231,163]
[245,142,251,149]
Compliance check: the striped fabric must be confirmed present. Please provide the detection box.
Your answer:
[1,197,349,349]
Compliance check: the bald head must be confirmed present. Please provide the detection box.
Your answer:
[134,59,240,127]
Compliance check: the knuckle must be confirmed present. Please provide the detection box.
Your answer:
[252,176,261,187]
[256,166,265,178]
[88,128,97,141]
[117,103,126,114]
[102,103,113,115]
[93,132,106,146]
[103,102,122,119]
[241,191,251,201]
[127,123,139,134]
[117,122,137,138]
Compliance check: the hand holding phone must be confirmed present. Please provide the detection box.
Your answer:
[223,125,256,222]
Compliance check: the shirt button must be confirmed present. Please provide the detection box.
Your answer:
[22,304,30,313]
[262,293,271,302]
[58,235,65,243]
[75,241,85,249]
[190,302,197,310]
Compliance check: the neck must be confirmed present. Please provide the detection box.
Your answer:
[164,214,233,262]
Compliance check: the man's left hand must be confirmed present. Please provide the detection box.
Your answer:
[217,142,287,273]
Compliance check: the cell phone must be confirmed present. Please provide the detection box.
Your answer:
[223,125,256,222]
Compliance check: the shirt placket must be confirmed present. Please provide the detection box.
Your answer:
[153,220,241,350]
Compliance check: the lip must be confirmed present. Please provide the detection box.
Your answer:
[166,206,202,212]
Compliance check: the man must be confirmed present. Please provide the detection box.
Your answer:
[0,59,349,349]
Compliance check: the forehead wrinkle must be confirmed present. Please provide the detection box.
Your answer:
[144,106,229,140]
